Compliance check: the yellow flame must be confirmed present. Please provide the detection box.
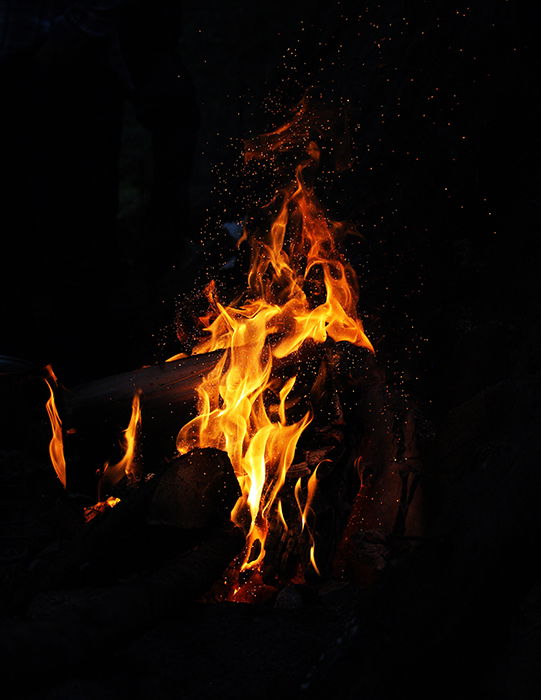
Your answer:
[44,366,66,489]
[294,476,304,523]
[309,543,320,576]
[166,352,188,362]
[99,391,142,500]
[277,499,288,532]
[301,463,321,531]
[176,128,373,576]
[293,465,322,575]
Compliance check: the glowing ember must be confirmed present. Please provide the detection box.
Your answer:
[83,496,121,523]
[44,365,66,489]
[98,391,142,501]
[176,106,373,579]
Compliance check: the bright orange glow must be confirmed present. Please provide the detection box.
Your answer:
[98,391,142,500]
[166,352,188,362]
[176,115,373,578]
[44,365,66,489]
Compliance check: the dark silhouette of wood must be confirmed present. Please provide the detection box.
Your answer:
[65,350,224,413]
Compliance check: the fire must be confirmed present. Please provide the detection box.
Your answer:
[44,366,66,489]
[292,466,321,575]
[176,106,373,578]
[43,368,141,500]
[98,391,142,501]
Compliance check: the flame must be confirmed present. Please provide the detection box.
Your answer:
[303,465,323,576]
[277,499,288,532]
[166,352,188,362]
[301,462,321,532]
[293,465,322,575]
[309,543,320,576]
[177,118,373,578]
[98,391,142,500]
[44,366,66,488]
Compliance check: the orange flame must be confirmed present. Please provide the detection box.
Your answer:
[44,366,66,489]
[243,99,309,162]
[293,464,322,574]
[98,391,142,500]
[177,122,373,577]
[277,499,289,532]
[301,464,323,576]
[166,352,188,362]
[301,462,321,532]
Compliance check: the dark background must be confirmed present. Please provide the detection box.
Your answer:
[1,1,540,698]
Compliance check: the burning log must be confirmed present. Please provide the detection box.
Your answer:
[149,447,241,529]
[64,343,329,417]
[56,352,223,493]
[58,344,328,494]
[65,350,223,413]
[260,342,380,583]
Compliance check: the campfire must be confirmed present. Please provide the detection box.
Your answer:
[2,3,533,695]
[37,99,419,606]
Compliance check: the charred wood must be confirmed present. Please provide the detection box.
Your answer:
[65,351,224,413]
[148,447,241,529]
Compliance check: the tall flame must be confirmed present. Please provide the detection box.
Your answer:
[177,119,373,575]
[98,391,142,500]
[44,366,66,489]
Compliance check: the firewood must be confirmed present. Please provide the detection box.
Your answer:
[59,352,225,492]
[148,448,241,529]
[64,350,224,413]
[62,342,331,418]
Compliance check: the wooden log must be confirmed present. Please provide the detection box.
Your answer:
[148,448,241,529]
[65,350,224,413]
[62,342,327,416]
[260,340,421,586]
[59,351,223,493]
